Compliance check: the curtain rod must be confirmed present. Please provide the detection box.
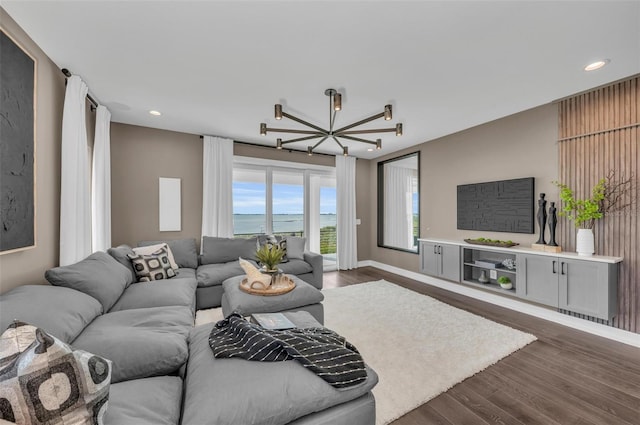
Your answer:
[199,136,340,158]
[60,68,99,110]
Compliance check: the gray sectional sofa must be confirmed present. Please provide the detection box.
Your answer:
[0,238,378,425]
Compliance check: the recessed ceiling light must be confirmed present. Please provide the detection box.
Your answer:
[367,148,373,152]
[149,110,162,116]
[584,59,610,72]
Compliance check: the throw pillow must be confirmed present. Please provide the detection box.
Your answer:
[0,321,111,425]
[128,247,177,282]
[286,236,306,260]
[256,235,289,263]
[132,243,179,270]
[45,251,132,313]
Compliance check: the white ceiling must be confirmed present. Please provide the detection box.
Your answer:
[3,1,639,159]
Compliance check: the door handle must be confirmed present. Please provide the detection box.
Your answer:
[434,246,437,254]
[561,262,566,275]
[552,260,557,274]
[438,246,442,255]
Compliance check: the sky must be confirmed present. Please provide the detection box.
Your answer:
[232,182,337,215]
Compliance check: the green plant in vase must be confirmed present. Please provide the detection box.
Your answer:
[255,245,285,272]
[497,276,512,290]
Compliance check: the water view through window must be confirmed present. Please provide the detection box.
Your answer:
[232,165,337,267]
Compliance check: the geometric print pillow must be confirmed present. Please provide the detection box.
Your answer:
[127,246,176,282]
[0,321,111,425]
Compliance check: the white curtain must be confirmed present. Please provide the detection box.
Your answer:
[201,136,234,245]
[91,105,111,252]
[336,155,357,270]
[384,164,414,249]
[60,75,91,266]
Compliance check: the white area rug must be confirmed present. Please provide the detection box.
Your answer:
[195,280,536,424]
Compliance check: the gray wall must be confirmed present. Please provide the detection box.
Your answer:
[365,104,559,272]
[0,9,65,293]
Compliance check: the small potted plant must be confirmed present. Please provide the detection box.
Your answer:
[255,245,285,272]
[497,276,512,290]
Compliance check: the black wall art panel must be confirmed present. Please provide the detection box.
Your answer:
[457,177,534,234]
[0,30,36,253]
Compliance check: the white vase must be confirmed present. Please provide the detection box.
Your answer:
[576,228,595,256]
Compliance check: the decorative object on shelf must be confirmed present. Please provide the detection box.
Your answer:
[478,270,489,283]
[501,258,516,270]
[545,201,562,253]
[554,171,637,256]
[464,238,519,248]
[474,259,503,268]
[260,88,402,155]
[535,193,547,244]
[497,276,512,290]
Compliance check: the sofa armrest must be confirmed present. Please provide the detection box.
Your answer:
[303,251,324,289]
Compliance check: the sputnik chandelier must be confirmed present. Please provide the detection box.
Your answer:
[260,88,402,156]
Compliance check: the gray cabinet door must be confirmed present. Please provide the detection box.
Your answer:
[559,259,618,320]
[517,254,559,307]
[440,243,461,282]
[420,242,439,276]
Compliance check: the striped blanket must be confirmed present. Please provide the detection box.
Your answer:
[209,314,367,389]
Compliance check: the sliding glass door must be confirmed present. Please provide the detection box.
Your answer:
[232,158,336,269]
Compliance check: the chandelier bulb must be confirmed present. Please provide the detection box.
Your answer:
[260,123,267,136]
[395,123,403,136]
[276,138,282,149]
[376,139,382,150]
[384,105,392,121]
[334,93,342,111]
[275,104,282,120]
[307,146,313,156]
[343,146,349,156]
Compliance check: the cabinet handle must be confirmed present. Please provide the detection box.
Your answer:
[561,262,566,275]
[434,245,437,254]
[552,260,557,274]
[438,246,442,255]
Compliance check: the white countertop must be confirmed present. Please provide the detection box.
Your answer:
[418,238,623,264]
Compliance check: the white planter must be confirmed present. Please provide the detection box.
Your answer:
[576,228,595,257]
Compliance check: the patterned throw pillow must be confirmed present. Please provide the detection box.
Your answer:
[131,243,179,270]
[0,321,111,425]
[256,235,289,263]
[127,246,176,282]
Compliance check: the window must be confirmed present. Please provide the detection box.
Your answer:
[232,157,336,269]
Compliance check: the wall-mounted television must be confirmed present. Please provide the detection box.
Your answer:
[457,177,535,234]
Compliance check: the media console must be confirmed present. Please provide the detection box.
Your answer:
[418,238,622,321]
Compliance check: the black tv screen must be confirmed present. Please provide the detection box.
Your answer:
[457,177,535,234]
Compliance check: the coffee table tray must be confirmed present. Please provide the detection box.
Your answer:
[239,275,296,296]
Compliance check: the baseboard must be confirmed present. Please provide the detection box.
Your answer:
[357,260,640,348]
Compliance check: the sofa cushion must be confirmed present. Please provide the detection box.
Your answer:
[128,246,177,282]
[0,321,111,425]
[108,277,197,312]
[286,236,307,260]
[138,238,198,269]
[45,251,131,312]
[104,376,182,425]
[175,267,196,278]
[0,285,102,344]
[278,258,313,275]
[71,306,192,383]
[196,261,245,288]
[181,324,378,425]
[201,236,257,264]
[107,244,137,285]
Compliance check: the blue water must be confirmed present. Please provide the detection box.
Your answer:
[233,214,336,235]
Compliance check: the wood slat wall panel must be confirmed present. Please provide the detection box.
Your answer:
[558,75,639,333]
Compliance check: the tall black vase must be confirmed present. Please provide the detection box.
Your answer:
[548,202,558,247]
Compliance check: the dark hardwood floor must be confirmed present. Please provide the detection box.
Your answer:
[323,267,640,425]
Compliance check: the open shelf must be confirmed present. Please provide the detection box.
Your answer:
[462,246,518,294]
[463,262,517,275]
[461,278,517,296]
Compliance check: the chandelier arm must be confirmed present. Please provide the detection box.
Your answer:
[337,134,378,145]
[280,134,327,145]
[266,127,325,135]
[337,128,397,135]
[282,111,327,133]
[332,112,385,134]
[331,136,345,149]
[330,109,337,132]
[312,136,329,149]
